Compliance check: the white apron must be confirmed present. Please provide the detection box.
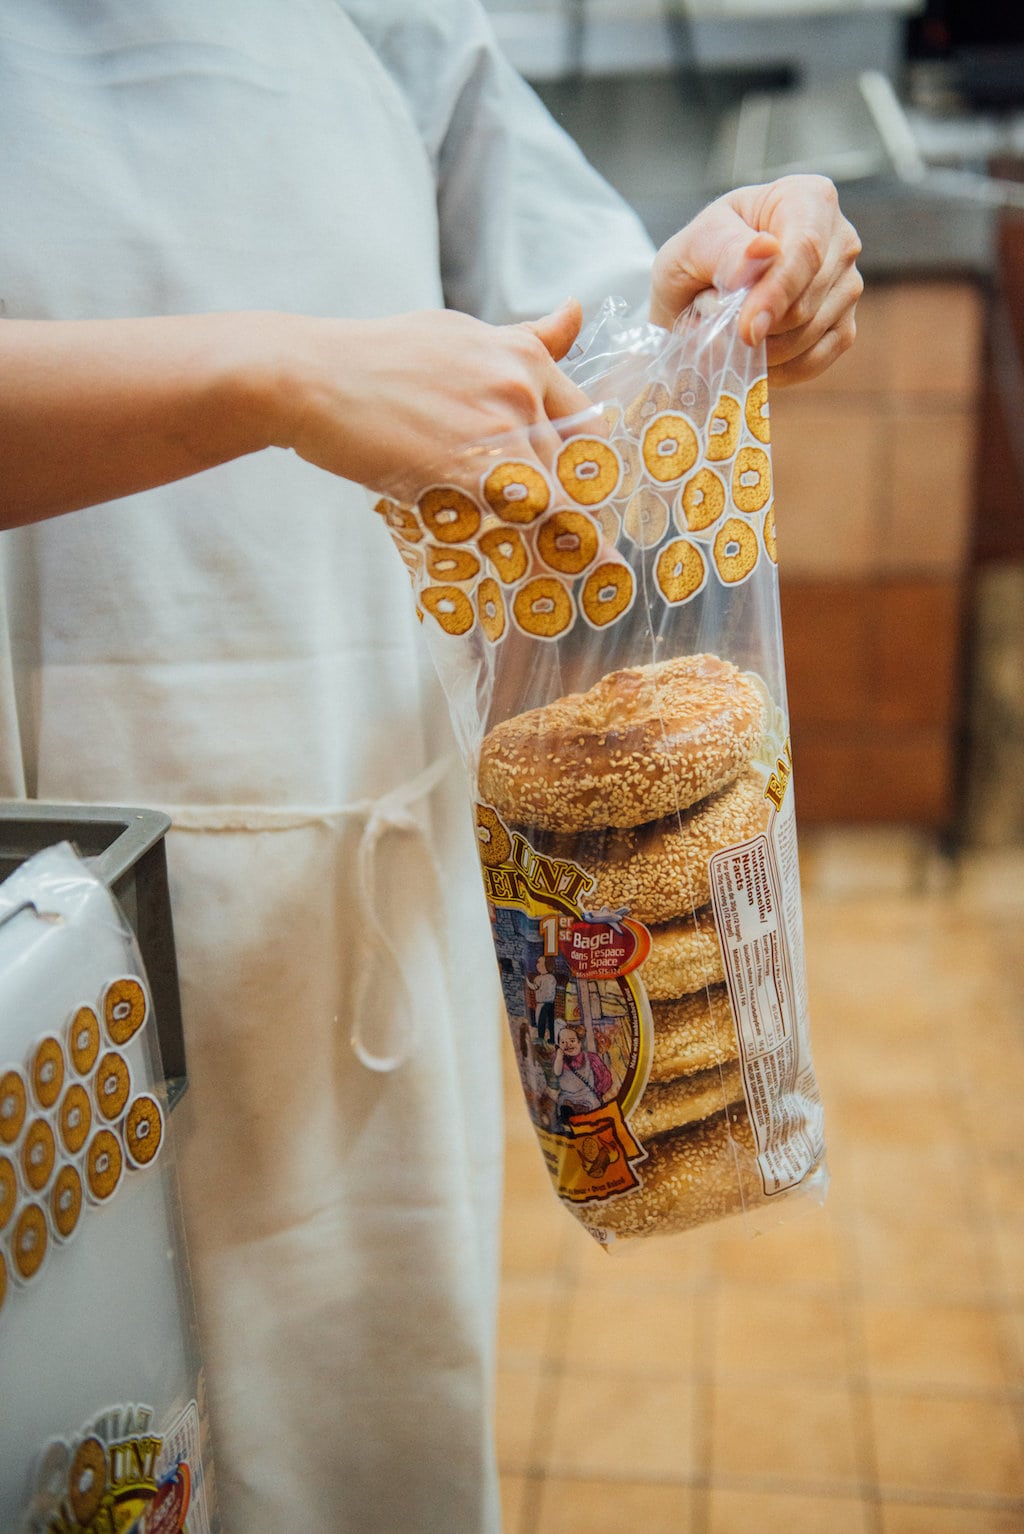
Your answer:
[0,4,654,1529]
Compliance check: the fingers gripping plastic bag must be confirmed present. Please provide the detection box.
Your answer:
[377,289,827,1245]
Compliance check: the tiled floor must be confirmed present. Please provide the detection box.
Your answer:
[496,829,1024,1533]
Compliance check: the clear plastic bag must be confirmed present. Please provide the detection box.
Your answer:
[378,289,827,1245]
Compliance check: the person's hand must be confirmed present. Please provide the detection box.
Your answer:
[0,301,589,526]
[274,300,590,500]
[650,174,863,386]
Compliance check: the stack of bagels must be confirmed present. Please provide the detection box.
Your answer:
[478,650,772,1238]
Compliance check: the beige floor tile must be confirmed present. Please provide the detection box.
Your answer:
[498,1472,532,1533]
[825,1085,958,1154]
[860,1300,1012,1391]
[1003,1305,1024,1384]
[880,1502,1024,1534]
[709,1379,862,1490]
[990,1223,1024,1300]
[706,1486,874,1534]
[503,1131,557,1202]
[572,1224,710,1286]
[852,1208,994,1302]
[869,1391,1024,1499]
[798,827,935,898]
[975,1161,1024,1225]
[561,1285,698,1373]
[710,1284,851,1382]
[545,1369,696,1480]
[971,1092,1024,1163]
[495,1364,550,1473]
[498,1274,564,1368]
[954,849,1024,915]
[843,1142,976,1226]
[708,1204,846,1290]
[501,1193,575,1277]
[535,1476,694,1534]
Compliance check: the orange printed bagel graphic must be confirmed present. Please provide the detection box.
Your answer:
[378,362,775,642]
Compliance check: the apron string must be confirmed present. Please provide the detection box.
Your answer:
[348,754,455,1074]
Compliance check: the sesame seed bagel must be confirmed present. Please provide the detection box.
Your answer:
[630,1059,744,1141]
[477,653,766,834]
[649,984,738,1083]
[641,907,725,1000]
[536,768,769,923]
[578,1103,764,1240]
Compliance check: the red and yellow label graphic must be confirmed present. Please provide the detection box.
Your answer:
[139,1462,191,1534]
[559,915,651,980]
[476,806,654,1206]
[537,1101,647,1203]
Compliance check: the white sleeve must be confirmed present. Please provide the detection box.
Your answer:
[341,0,656,324]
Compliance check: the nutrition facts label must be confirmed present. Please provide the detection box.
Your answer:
[709,827,824,1195]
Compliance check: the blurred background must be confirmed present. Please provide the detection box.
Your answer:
[483,4,1024,1531]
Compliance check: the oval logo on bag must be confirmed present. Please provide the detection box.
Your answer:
[561,915,651,980]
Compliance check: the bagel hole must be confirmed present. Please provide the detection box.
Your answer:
[555,533,581,551]
[574,460,600,481]
[502,483,528,502]
[739,470,760,488]
[657,438,679,457]
[532,598,555,615]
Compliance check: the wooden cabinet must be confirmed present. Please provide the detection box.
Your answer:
[770,279,984,826]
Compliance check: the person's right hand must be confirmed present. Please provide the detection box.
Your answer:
[270,299,591,501]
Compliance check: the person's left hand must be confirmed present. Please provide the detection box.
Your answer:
[650,174,863,387]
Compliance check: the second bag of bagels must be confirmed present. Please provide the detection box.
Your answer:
[377,289,827,1245]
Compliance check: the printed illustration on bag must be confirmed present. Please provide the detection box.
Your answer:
[476,806,654,1203]
[0,977,165,1321]
[21,1400,208,1534]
